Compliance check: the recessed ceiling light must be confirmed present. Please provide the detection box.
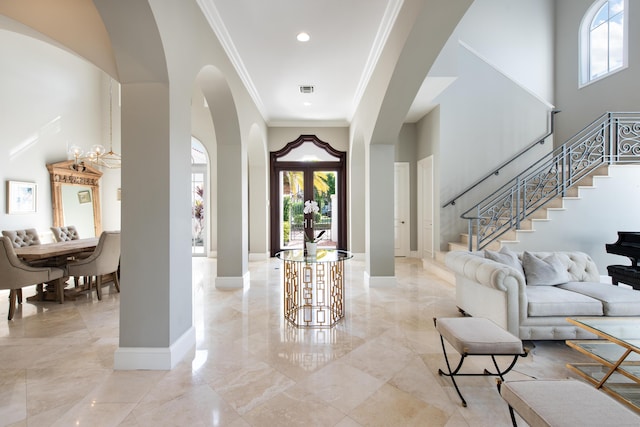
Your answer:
[303,102,312,106]
[297,32,310,42]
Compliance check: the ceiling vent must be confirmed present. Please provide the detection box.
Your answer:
[299,85,315,94]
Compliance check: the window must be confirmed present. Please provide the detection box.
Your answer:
[580,0,627,86]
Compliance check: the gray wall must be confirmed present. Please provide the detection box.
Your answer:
[396,123,418,251]
[555,0,640,144]
[416,0,555,251]
[416,0,640,258]
[268,127,349,152]
[415,107,441,249]
[435,45,551,248]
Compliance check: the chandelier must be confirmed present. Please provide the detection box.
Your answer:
[69,79,121,170]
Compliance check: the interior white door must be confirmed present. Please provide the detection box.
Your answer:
[394,162,410,257]
[418,156,434,259]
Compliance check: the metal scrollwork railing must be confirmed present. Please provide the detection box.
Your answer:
[462,112,640,251]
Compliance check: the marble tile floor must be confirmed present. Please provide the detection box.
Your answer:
[0,257,593,427]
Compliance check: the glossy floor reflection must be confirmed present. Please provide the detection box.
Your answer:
[0,257,591,426]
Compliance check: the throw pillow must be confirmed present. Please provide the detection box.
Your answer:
[522,251,570,286]
[484,247,525,277]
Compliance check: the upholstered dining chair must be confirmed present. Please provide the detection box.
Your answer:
[2,228,41,248]
[51,225,89,287]
[67,231,120,300]
[0,236,65,320]
[1,228,46,300]
[50,225,80,242]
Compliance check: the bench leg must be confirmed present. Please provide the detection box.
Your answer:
[437,338,527,408]
[496,380,519,427]
[437,334,468,407]
[484,354,522,379]
[507,405,518,427]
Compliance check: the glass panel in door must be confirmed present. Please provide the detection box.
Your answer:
[312,170,337,250]
[281,170,305,250]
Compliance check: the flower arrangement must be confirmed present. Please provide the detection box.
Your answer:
[303,199,319,215]
[303,200,325,243]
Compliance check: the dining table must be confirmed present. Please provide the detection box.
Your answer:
[15,237,99,303]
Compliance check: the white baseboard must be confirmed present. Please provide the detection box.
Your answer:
[114,326,195,370]
[364,271,397,287]
[215,271,251,290]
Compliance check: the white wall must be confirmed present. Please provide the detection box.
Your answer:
[100,76,122,232]
[503,165,640,274]
[432,0,554,101]
[0,29,118,241]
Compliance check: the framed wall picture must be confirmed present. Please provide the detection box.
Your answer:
[77,190,92,204]
[7,180,37,214]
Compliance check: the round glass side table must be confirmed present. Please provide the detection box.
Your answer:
[275,249,353,328]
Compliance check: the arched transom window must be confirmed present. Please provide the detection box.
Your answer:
[580,0,628,86]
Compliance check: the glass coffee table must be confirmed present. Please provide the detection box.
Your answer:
[566,317,640,412]
[276,249,353,328]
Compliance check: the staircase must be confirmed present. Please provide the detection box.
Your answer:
[446,164,611,253]
[436,112,640,268]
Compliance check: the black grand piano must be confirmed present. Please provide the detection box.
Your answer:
[606,231,640,290]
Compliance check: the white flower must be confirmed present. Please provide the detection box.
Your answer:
[303,199,319,214]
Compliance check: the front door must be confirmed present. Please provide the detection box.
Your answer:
[278,168,338,251]
[270,135,347,256]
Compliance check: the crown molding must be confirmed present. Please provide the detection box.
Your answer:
[197,0,267,120]
[349,0,404,121]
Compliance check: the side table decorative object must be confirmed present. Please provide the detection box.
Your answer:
[305,242,317,256]
[276,249,352,328]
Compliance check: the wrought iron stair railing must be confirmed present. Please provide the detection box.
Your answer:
[461,112,640,251]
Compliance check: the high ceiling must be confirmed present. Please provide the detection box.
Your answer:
[0,0,444,127]
[199,0,436,127]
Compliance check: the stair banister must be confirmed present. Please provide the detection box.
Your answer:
[459,112,640,252]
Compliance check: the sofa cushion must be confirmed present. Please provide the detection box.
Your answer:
[557,282,640,316]
[522,252,570,286]
[526,286,603,317]
[485,247,525,277]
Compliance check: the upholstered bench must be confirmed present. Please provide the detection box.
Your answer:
[499,379,640,426]
[434,317,527,407]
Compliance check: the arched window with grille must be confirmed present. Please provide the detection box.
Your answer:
[580,0,628,86]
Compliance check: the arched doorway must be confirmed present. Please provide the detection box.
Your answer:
[270,135,347,256]
[191,136,209,256]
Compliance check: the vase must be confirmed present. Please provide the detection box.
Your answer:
[306,242,317,256]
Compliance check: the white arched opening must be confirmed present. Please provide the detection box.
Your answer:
[191,136,209,256]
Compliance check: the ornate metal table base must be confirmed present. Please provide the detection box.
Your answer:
[277,250,351,328]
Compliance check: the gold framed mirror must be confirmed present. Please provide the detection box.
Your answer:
[47,160,103,238]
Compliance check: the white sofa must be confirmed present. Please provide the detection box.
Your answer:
[445,249,640,340]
